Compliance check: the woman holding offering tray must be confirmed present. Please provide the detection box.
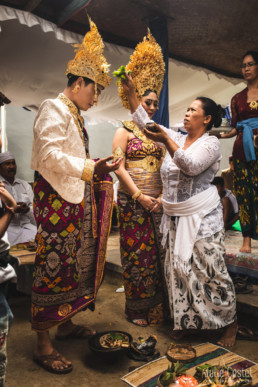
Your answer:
[120,72,237,346]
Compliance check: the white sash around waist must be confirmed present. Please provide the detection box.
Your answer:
[161,185,220,275]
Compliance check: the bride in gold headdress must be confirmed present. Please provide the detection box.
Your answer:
[112,31,167,327]
[31,17,121,373]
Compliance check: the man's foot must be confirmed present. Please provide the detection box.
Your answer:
[55,319,96,340]
[217,321,238,347]
[240,237,251,253]
[33,348,72,374]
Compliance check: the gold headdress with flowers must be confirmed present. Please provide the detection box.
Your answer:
[118,29,165,109]
[66,16,111,88]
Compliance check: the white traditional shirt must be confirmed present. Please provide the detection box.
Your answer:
[31,94,95,204]
[0,177,37,246]
[132,104,224,240]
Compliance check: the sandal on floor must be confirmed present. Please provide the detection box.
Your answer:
[55,325,96,340]
[233,277,253,294]
[169,329,187,341]
[236,325,258,341]
[130,319,148,327]
[33,349,73,374]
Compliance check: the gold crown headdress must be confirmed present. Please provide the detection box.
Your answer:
[66,16,112,88]
[118,29,165,109]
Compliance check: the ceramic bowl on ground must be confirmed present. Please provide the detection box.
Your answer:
[88,330,133,363]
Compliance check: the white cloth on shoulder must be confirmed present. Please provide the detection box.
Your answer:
[161,185,221,275]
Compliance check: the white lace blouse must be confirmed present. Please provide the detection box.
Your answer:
[132,105,224,240]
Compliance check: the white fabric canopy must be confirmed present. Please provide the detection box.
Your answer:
[0,5,246,125]
[0,5,244,180]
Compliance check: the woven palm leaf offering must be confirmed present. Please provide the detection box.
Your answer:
[194,364,252,386]
[157,361,198,387]
[113,65,131,84]
[167,344,196,363]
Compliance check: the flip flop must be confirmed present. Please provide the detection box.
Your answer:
[130,319,148,327]
[233,277,253,294]
[236,325,258,341]
[33,349,73,374]
[55,325,96,340]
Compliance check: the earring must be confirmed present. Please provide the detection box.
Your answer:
[72,85,80,94]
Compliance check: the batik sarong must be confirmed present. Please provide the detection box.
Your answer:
[118,192,165,325]
[117,121,167,326]
[165,221,236,330]
[31,173,113,331]
[233,154,258,239]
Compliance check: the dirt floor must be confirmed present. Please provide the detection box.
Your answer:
[6,271,258,387]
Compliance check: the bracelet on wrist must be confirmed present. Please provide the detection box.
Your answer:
[5,204,16,214]
[132,190,142,201]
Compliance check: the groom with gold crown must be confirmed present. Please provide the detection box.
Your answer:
[31,17,121,374]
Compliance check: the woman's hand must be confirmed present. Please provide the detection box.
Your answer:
[212,133,221,139]
[143,123,169,144]
[120,72,135,94]
[94,156,123,176]
[150,196,162,213]
[137,194,158,211]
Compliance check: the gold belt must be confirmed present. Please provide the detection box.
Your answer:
[126,155,162,172]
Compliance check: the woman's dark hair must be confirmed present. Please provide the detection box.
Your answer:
[67,73,94,87]
[142,89,157,97]
[211,176,224,188]
[242,50,258,63]
[196,96,222,131]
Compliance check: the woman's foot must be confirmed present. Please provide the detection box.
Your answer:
[131,319,148,327]
[217,321,238,347]
[239,237,251,253]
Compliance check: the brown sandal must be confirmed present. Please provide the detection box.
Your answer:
[131,319,148,327]
[55,325,96,340]
[33,349,73,374]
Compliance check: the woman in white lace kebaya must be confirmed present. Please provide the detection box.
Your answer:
[122,75,237,347]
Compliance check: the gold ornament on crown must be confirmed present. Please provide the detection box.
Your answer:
[118,29,165,110]
[66,16,112,89]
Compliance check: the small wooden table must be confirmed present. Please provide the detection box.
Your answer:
[10,249,35,265]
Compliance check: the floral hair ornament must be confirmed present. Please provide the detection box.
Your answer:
[66,15,111,89]
[118,29,165,110]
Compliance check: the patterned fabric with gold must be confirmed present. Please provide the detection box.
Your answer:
[31,172,113,331]
[119,121,165,197]
[117,121,168,325]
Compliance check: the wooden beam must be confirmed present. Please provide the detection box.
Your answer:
[57,0,92,27]
[24,0,43,12]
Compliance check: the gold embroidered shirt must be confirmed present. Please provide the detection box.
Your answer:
[31,94,95,204]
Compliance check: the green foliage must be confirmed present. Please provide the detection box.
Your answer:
[160,361,188,386]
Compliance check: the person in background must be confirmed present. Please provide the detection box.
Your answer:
[0,182,18,386]
[122,72,237,347]
[0,152,36,246]
[217,51,258,253]
[220,155,235,193]
[112,31,167,327]
[211,176,239,229]
[30,18,121,374]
